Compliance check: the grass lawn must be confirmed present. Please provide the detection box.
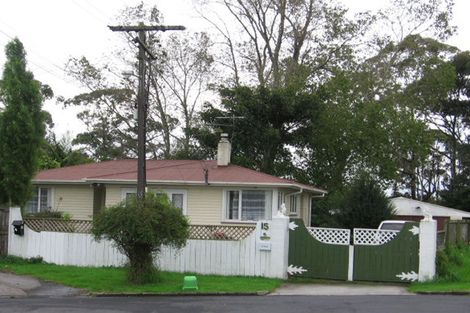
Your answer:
[0,256,283,294]
[409,245,470,293]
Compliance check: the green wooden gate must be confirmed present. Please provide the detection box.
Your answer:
[353,223,419,282]
[288,219,349,280]
[288,219,420,282]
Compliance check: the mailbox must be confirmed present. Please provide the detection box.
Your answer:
[12,220,24,236]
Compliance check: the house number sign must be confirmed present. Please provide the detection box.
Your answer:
[258,221,272,251]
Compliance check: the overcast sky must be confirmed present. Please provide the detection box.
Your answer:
[0,0,468,138]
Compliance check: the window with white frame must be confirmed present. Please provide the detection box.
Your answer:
[225,190,272,221]
[25,187,52,213]
[165,189,187,214]
[121,188,137,202]
[122,188,187,214]
[289,194,300,215]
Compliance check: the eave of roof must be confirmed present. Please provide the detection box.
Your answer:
[33,178,326,193]
[32,159,327,194]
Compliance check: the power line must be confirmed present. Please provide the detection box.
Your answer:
[82,0,110,21]
[0,22,78,87]
[70,0,108,24]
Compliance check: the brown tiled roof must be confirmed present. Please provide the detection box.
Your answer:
[34,159,326,193]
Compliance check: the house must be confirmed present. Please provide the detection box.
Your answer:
[390,197,470,231]
[25,134,326,226]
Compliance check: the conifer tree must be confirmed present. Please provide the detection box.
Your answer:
[0,38,45,206]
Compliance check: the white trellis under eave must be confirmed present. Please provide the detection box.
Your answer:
[306,227,350,245]
[353,228,399,245]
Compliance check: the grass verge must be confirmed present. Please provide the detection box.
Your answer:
[0,256,283,294]
[409,245,470,293]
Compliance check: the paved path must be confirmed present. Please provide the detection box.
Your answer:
[0,272,82,297]
[271,283,413,295]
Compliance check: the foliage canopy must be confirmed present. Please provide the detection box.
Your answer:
[92,192,190,284]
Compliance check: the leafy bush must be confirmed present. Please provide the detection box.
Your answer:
[311,192,344,227]
[314,174,394,228]
[27,256,44,264]
[338,174,394,229]
[436,245,466,281]
[24,211,64,219]
[92,192,190,284]
[0,255,43,264]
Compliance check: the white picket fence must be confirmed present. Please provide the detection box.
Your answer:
[8,208,289,279]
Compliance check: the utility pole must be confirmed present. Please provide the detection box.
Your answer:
[109,24,185,202]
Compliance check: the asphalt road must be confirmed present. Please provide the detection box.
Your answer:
[1,295,469,313]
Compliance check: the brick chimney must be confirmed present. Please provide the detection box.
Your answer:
[217,133,231,166]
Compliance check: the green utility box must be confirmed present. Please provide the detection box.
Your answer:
[182,276,198,290]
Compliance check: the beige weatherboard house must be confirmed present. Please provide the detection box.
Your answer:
[25,134,326,226]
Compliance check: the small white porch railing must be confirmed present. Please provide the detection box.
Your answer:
[353,228,399,245]
[306,227,350,245]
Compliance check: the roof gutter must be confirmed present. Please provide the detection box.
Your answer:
[285,187,303,198]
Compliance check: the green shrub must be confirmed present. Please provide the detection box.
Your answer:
[92,192,190,284]
[338,174,394,229]
[27,256,44,264]
[436,250,455,281]
[446,245,464,266]
[62,212,72,221]
[311,192,344,227]
[437,245,466,281]
[315,174,394,229]
[24,211,64,219]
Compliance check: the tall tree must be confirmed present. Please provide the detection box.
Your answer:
[438,51,470,208]
[199,0,372,87]
[150,32,215,158]
[38,133,93,170]
[196,85,320,177]
[65,3,214,160]
[0,38,46,206]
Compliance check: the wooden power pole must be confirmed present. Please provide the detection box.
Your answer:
[109,24,185,202]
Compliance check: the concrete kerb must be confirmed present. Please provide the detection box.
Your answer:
[92,291,269,297]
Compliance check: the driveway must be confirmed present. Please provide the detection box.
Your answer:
[0,272,82,297]
[271,283,413,296]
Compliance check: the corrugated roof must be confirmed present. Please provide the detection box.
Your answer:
[391,197,470,218]
[34,159,326,193]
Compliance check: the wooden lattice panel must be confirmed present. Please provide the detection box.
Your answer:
[24,218,255,241]
[189,225,256,241]
[353,228,399,245]
[25,218,92,234]
[307,227,350,245]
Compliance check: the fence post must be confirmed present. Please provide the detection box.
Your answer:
[8,207,23,256]
[268,214,289,279]
[419,217,437,282]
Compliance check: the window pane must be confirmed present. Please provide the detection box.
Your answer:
[25,188,39,214]
[241,190,265,221]
[39,188,49,212]
[125,193,136,202]
[227,191,239,219]
[171,193,184,209]
[290,195,298,213]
